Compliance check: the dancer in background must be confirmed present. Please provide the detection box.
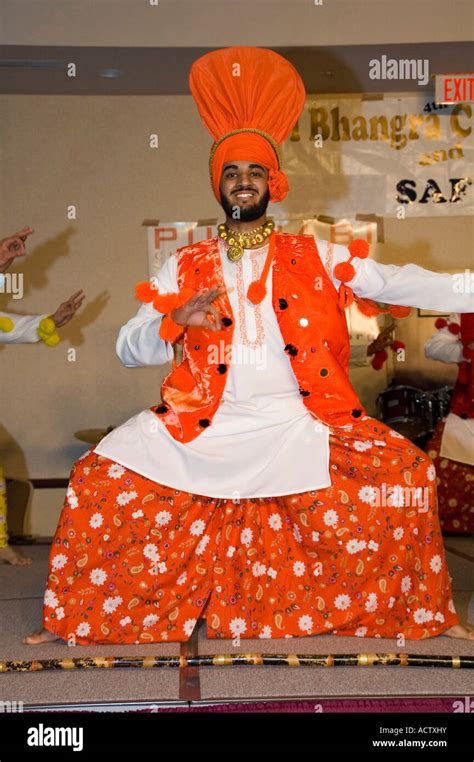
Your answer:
[424,314,474,534]
[1,226,85,564]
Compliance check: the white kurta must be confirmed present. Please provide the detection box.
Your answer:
[95,237,474,497]
[424,313,474,466]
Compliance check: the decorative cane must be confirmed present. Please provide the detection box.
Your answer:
[0,652,472,673]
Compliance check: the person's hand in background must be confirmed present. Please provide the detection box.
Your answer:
[0,227,34,273]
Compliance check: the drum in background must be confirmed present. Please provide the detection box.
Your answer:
[376,385,454,442]
[376,385,434,440]
[429,386,453,428]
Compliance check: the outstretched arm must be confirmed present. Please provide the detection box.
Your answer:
[116,254,178,367]
[0,311,50,344]
[323,240,474,313]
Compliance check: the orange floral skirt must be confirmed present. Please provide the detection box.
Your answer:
[43,417,458,644]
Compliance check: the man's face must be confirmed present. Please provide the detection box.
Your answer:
[219,160,270,222]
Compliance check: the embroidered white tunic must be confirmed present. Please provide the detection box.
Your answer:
[94,238,474,497]
[424,313,474,467]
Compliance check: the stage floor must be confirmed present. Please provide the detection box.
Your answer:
[0,540,473,710]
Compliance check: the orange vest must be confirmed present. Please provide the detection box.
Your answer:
[150,232,366,442]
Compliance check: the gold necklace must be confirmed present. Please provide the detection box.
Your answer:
[218,219,275,262]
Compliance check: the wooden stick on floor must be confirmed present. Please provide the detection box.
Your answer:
[0,653,472,673]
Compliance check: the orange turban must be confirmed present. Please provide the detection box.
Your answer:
[189,46,306,204]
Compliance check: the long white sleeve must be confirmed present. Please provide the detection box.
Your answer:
[116,254,178,368]
[0,310,50,344]
[324,240,474,313]
[424,312,466,364]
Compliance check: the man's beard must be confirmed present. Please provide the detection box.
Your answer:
[220,187,270,223]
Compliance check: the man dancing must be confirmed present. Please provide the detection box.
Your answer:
[26,46,473,645]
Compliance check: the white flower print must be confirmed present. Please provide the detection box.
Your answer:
[434,612,445,623]
[51,553,68,571]
[267,567,277,579]
[44,589,59,609]
[312,531,320,542]
[334,594,351,611]
[353,440,372,452]
[323,509,339,528]
[55,607,65,620]
[388,597,396,609]
[116,490,138,507]
[196,534,210,556]
[368,540,379,551]
[107,464,125,480]
[365,592,378,613]
[66,486,78,509]
[177,572,187,586]
[120,616,132,627]
[190,519,206,536]
[268,513,282,531]
[259,625,272,639]
[293,523,302,544]
[76,622,91,637]
[230,617,247,637]
[102,595,123,614]
[374,440,386,447]
[401,575,412,594]
[345,539,367,554]
[355,626,368,637]
[252,561,267,577]
[426,464,436,481]
[240,528,253,546]
[90,568,107,586]
[143,543,160,562]
[154,510,172,527]
[393,527,404,541]
[413,607,434,625]
[89,512,103,529]
[298,615,313,633]
[132,509,144,519]
[143,614,159,628]
[358,486,378,505]
[293,561,306,577]
[226,546,236,558]
[429,554,442,574]
[183,618,197,637]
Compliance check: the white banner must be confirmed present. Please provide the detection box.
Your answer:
[278,95,473,219]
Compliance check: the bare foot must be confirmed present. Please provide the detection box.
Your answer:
[23,628,61,645]
[0,545,32,565]
[444,624,474,640]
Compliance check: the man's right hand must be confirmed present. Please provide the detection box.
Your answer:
[171,285,229,332]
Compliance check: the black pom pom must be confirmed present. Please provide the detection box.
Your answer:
[299,389,310,397]
[217,364,227,374]
[278,298,288,310]
[156,404,168,414]
[198,418,211,427]
[319,368,329,377]
[222,317,232,327]
[351,408,362,418]
[284,343,298,356]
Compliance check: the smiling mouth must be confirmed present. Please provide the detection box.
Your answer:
[234,191,257,199]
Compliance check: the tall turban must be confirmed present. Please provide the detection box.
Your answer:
[189,46,306,204]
